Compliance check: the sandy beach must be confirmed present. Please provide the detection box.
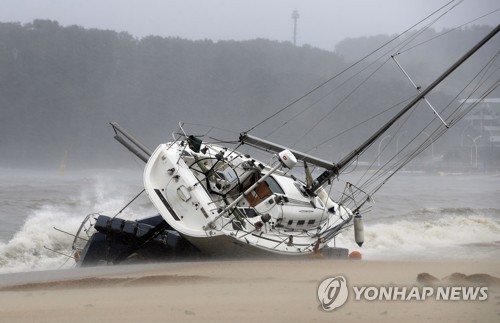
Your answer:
[0,258,499,322]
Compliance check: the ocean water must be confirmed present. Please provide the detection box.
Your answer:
[0,168,155,274]
[0,168,499,273]
[335,172,500,260]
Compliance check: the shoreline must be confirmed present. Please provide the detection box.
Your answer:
[1,259,499,322]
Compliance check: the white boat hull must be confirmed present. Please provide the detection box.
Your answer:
[143,139,353,257]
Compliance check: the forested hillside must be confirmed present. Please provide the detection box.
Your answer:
[335,25,498,92]
[0,20,496,169]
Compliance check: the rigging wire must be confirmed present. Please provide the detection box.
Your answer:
[361,81,494,194]
[291,0,464,149]
[265,1,469,150]
[239,2,496,173]
[304,95,417,153]
[112,189,146,219]
[390,0,465,55]
[353,96,422,189]
[446,52,500,125]
[291,57,392,148]
[358,55,499,197]
[324,24,500,196]
[398,8,500,55]
[244,0,458,134]
[263,52,397,140]
[366,80,498,198]
[182,122,240,136]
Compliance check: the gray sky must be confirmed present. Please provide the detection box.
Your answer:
[1,0,498,50]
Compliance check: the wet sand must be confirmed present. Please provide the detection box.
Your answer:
[0,259,499,322]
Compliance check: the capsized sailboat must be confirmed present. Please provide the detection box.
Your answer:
[71,24,499,266]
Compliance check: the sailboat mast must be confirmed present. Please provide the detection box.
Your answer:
[311,24,499,192]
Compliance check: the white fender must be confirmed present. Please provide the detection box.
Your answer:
[354,214,364,247]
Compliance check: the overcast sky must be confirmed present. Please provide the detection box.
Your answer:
[1,0,498,50]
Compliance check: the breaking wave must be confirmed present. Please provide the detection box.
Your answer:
[0,170,154,274]
[336,207,500,260]
[0,205,83,273]
[1,169,499,273]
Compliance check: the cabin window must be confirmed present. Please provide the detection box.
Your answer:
[287,220,293,226]
[308,219,316,225]
[245,181,273,207]
[238,207,257,218]
[294,183,308,198]
[265,176,285,195]
[297,220,305,226]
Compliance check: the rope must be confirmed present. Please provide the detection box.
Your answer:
[291,58,392,148]
[304,95,416,153]
[398,8,500,55]
[244,0,458,134]
[259,1,470,149]
[357,63,499,198]
[112,189,145,219]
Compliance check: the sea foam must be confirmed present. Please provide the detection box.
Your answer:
[336,207,500,260]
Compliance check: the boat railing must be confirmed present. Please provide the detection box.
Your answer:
[71,212,99,252]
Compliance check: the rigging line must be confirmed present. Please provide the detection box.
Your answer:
[391,55,450,128]
[368,116,453,195]
[444,52,500,125]
[442,51,500,123]
[312,0,463,147]
[204,139,240,144]
[363,95,423,182]
[357,139,415,192]
[368,157,419,197]
[275,1,458,147]
[366,81,499,197]
[335,156,361,178]
[362,108,450,191]
[183,122,241,136]
[450,72,500,125]
[364,141,428,194]
[291,58,392,149]
[358,48,500,190]
[365,112,452,192]
[262,59,383,139]
[391,0,464,55]
[314,24,456,144]
[451,79,500,125]
[244,0,458,134]
[304,95,417,153]
[354,99,422,189]
[112,189,146,219]
[263,44,402,140]
[399,8,500,55]
[261,3,461,142]
[360,102,452,191]
[434,80,498,139]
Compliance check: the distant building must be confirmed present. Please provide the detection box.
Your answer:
[439,98,500,171]
[460,98,500,146]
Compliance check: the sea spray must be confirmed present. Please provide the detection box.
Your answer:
[335,208,500,260]
[0,205,80,273]
[0,169,154,273]
[1,170,499,271]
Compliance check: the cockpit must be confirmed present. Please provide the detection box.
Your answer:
[242,176,284,207]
